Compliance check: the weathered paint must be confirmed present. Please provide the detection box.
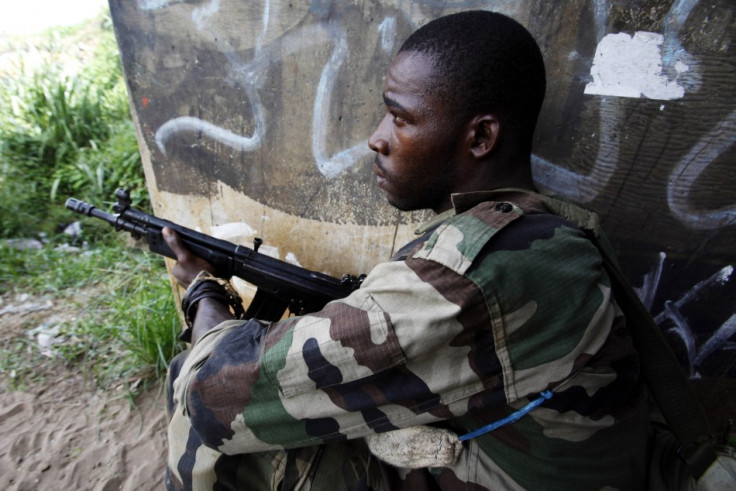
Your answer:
[108,0,736,425]
[584,32,687,100]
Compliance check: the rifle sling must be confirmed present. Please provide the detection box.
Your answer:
[585,230,717,479]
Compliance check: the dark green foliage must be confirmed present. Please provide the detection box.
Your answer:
[0,14,148,239]
[0,13,183,392]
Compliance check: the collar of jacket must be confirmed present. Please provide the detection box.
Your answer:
[414,188,602,236]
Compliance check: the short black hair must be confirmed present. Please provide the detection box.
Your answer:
[399,10,546,140]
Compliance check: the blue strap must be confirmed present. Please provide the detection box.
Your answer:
[458,390,554,441]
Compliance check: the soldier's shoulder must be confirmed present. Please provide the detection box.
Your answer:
[412,199,585,275]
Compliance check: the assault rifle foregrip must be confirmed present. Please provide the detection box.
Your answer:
[65,189,363,321]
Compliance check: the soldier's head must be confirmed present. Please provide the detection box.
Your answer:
[369,11,546,213]
[399,10,546,143]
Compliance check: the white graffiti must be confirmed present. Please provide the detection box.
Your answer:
[378,16,397,56]
[137,0,178,10]
[146,0,734,231]
[532,0,620,202]
[155,116,262,155]
[667,109,736,230]
[311,23,371,179]
[155,0,269,157]
[531,97,620,203]
[636,253,736,378]
[192,0,221,30]
[152,1,378,178]
[662,0,700,93]
[534,0,734,232]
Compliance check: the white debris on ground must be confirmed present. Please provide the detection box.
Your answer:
[0,294,64,356]
[0,294,54,316]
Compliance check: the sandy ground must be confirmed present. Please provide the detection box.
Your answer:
[0,292,169,491]
[0,377,168,491]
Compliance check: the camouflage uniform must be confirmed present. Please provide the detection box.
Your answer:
[166,190,649,490]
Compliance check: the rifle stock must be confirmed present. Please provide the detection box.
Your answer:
[65,189,363,321]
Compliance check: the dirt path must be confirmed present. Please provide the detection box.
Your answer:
[0,374,167,490]
[0,291,169,490]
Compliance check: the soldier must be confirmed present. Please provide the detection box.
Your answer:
[163,10,649,490]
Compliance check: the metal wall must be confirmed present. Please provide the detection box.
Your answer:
[109,0,735,423]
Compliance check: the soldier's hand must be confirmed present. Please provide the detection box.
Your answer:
[162,227,216,288]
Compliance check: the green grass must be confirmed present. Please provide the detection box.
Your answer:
[0,10,148,240]
[0,237,185,391]
[0,10,183,393]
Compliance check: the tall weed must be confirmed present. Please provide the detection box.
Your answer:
[111,270,183,380]
[0,239,185,389]
[0,14,147,239]
[0,13,181,391]
[56,249,183,386]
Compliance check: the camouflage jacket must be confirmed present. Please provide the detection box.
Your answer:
[166,189,649,490]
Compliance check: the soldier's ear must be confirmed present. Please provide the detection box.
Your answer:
[468,114,500,159]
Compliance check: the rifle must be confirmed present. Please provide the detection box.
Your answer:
[65,189,364,321]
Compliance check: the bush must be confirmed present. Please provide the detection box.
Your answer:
[0,13,181,392]
[0,14,148,239]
